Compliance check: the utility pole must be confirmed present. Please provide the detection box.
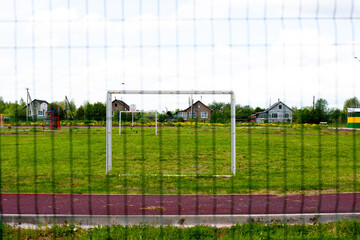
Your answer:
[26,88,34,121]
[26,88,29,121]
[190,91,193,119]
[313,96,315,109]
[65,96,74,119]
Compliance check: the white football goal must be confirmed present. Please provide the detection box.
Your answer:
[106,90,236,176]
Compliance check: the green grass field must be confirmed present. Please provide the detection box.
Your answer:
[0,125,359,194]
[3,220,360,239]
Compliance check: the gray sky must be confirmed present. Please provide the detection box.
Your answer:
[1,0,360,111]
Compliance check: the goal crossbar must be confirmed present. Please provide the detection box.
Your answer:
[119,110,157,135]
[106,90,236,175]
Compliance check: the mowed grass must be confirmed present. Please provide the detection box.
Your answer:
[0,125,359,194]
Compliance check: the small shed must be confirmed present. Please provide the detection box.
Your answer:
[347,108,360,128]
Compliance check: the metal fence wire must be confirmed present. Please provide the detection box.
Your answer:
[0,0,360,238]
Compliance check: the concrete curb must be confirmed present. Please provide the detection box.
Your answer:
[3,213,360,228]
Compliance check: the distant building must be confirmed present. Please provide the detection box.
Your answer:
[175,100,212,121]
[26,99,49,119]
[251,100,293,123]
[112,99,129,115]
[347,108,360,128]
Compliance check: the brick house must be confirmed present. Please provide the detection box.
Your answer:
[112,99,129,116]
[176,100,212,121]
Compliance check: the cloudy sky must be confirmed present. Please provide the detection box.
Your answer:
[1,0,360,111]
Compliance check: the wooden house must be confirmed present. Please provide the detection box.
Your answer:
[26,99,49,119]
[251,100,293,123]
[112,99,129,116]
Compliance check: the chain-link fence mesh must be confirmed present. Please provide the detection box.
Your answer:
[0,0,360,238]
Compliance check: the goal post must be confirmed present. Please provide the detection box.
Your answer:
[119,110,158,135]
[106,90,236,175]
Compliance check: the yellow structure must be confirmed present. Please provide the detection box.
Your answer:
[347,108,360,128]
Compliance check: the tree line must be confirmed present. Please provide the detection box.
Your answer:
[208,97,360,124]
[293,97,360,124]
[0,96,359,124]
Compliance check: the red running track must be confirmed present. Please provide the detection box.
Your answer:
[1,193,360,215]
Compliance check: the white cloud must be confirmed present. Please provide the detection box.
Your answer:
[0,1,360,111]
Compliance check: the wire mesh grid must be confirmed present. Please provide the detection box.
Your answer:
[0,0,360,238]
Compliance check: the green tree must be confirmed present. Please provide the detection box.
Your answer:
[314,98,329,123]
[343,97,360,111]
[295,106,314,124]
[0,97,5,114]
[76,106,85,119]
[237,105,253,120]
[48,103,65,120]
[328,108,344,123]
[158,111,169,122]
[295,99,329,124]
[4,102,17,118]
[18,98,26,118]
[92,102,106,120]
[84,102,94,120]
[63,98,77,119]
[254,107,265,113]
[208,102,229,123]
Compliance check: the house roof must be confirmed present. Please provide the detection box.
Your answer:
[252,100,293,117]
[112,99,129,109]
[181,100,212,112]
[266,101,293,112]
[348,108,360,112]
[25,99,49,108]
[34,99,49,104]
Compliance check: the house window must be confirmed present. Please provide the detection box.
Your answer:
[198,104,200,109]
[201,112,208,118]
[189,112,196,118]
[272,113,278,118]
[38,111,43,116]
[279,105,282,109]
[285,113,289,118]
[115,103,118,107]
